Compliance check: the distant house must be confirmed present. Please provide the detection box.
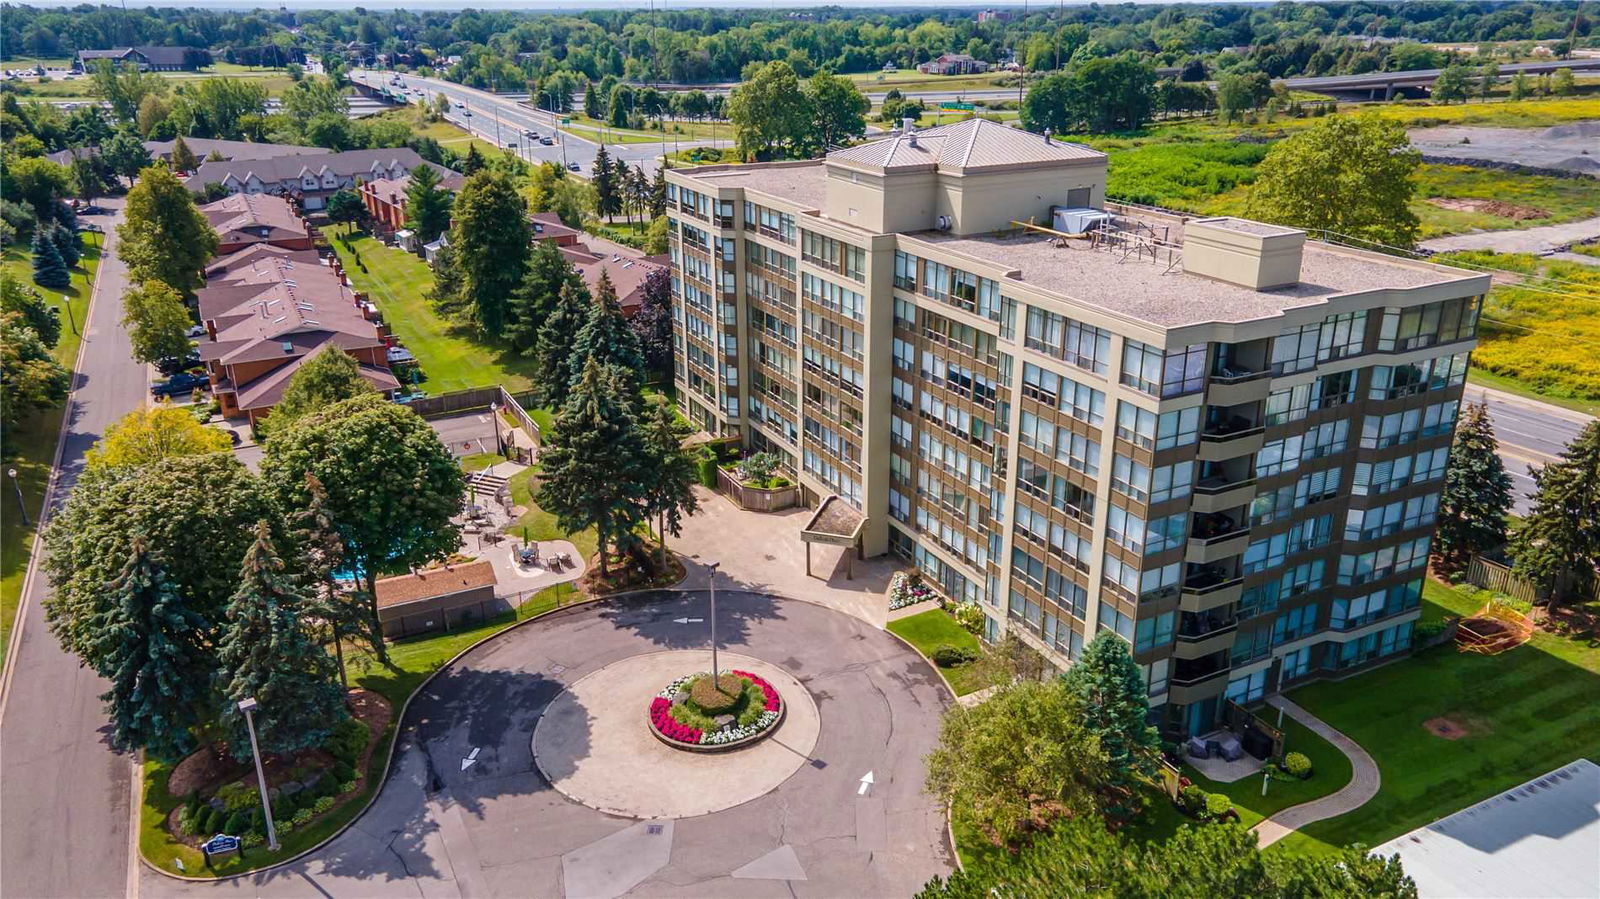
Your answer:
[359,170,467,235]
[556,234,669,318]
[374,560,502,639]
[74,46,211,72]
[529,212,581,247]
[146,137,320,166]
[188,147,450,211]
[199,194,314,255]
[917,53,989,76]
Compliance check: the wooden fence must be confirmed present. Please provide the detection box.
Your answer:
[1466,553,1600,604]
[715,467,801,512]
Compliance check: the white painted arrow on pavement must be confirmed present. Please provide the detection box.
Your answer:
[673,617,704,624]
[858,771,874,796]
[461,746,480,771]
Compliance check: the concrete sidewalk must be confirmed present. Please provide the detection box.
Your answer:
[1252,695,1381,847]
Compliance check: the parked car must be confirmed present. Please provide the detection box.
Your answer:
[568,162,581,171]
[150,372,209,397]
[185,324,206,338]
[156,352,203,377]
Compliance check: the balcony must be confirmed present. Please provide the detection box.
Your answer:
[1169,652,1232,702]
[1199,411,1266,461]
[1180,566,1244,613]
[1175,611,1239,658]
[1186,512,1251,564]
[1191,473,1258,514]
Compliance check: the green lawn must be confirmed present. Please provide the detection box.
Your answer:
[887,607,988,696]
[1181,715,1354,832]
[500,465,598,560]
[1271,579,1600,856]
[0,242,102,671]
[140,581,580,877]
[329,233,541,393]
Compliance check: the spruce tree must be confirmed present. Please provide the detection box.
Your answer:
[505,238,584,355]
[169,135,200,173]
[52,221,81,268]
[403,164,453,243]
[592,146,619,219]
[30,228,70,289]
[1434,401,1512,574]
[449,169,531,335]
[216,520,349,760]
[1061,631,1159,821]
[459,143,486,175]
[641,400,700,569]
[292,472,365,687]
[649,165,668,219]
[569,271,645,398]
[535,359,652,576]
[532,280,591,411]
[91,537,213,759]
[1511,421,1600,605]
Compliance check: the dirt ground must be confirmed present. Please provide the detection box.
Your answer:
[1408,121,1600,176]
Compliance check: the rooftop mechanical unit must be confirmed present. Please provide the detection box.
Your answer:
[1051,206,1111,236]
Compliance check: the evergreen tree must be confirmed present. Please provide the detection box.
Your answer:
[169,135,200,172]
[403,164,453,243]
[91,537,213,759]
[583,81,601,124]
[1061,631,1159,821]
[649,165,668,219]
[216,520,349,760]
[592,146,620,219]
[448,169,532,335]
[505,238,583,355]
[292,473,363,687]
[535,360,652,576]
[532,280,590,411]
[425,242,468,320]
[459,143,486,175]
[1434,401,1512,574]
[30,228,70,289]
[641,401,700,569]
[51,221,80,268]
[570,271,645,397]
[1511,421,1600,605]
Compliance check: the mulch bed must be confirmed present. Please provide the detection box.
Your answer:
[583,547,686,596]
[163,688,393,848]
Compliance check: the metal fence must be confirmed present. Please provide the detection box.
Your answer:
[406,385,543,449]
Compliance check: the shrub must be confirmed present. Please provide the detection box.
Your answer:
[324,716,368,767]
[177,808,196,836]
[277,822,294,837]
[240,832,263,849]
[339,780,357,794]
[1205,793,1233,819]
[222,810,249,835]
[312,796,336,814]
[688,674,746,714]
[1414,620,1448,645]
[197,806,221,835]
[332,761,355,784]
[1282,751,1313,779]
[291,808,313,826]
[696,456,717,488]
[931,644,979,667]
[953,603,985,636]
[216,781,257,813]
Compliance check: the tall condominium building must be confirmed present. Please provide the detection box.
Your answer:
[665,119,1487,737]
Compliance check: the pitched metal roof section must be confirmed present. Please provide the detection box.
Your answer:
[826,118,1103,174]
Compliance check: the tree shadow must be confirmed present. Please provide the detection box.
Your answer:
[594,588,787,653]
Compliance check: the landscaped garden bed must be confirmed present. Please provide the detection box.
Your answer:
[887,606,990,697]
[582,542,685,596]
[161,689,391,854]
[648,669,783,750]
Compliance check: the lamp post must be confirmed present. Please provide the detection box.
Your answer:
[706,561,720,679]
[237,698,279,850]
[489,401,503,456]
[6,468,27,527]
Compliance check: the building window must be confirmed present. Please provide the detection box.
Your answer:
[1134,611,1175,652]
[1225,669,1267,704]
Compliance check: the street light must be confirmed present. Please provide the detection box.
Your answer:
[706,561,721,680]
[237,697,279,850]
[489,401,504,455]
[6,468,27,527]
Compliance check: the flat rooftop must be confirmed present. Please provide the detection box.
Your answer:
[1372,758,1600,899]
[908,229,1477,329]
[687,163,828,210]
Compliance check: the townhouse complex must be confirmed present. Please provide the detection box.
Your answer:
[664,119,1489,737]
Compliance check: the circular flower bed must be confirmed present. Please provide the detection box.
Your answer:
[649,669,784,751]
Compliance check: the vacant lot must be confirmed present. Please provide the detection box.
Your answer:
[1275,579,1600,856]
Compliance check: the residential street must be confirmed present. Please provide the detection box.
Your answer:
[0,198,141,899]
[1465,382,1594,516]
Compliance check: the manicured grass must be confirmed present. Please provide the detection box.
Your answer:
[0,242,102,671]
[329,233,540,393]
[887,607,988,696]
[501,465,598,560]
[408,116,505,159]
[849,70,1013,94]
[1466,368,1600,418]
[1182,715,1353,833]
[1272,578,1600,856]
[140,582,578,877]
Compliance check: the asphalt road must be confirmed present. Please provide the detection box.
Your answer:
[1464,383,1594,516]
[0,198,143,899]
[353,71,711,177]
[141,590,955,898]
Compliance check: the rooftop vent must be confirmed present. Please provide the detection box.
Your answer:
[281,340,294,353]
[1182,217,1305,290]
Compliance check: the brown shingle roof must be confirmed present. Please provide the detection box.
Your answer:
[201,194,309,243]
[375,560,497,609]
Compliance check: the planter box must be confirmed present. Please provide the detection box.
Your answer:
[715,467,799,513]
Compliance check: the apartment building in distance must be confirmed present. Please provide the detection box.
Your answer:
[664,118,1488,737]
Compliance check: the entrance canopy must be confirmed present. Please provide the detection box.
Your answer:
[800,495,866,579]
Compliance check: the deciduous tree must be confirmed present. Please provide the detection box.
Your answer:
[267,345,373,431]
[628,267,673,382]
[259,394,464,661]
[102,126,153,181]
[1434,401,1512,573]
[805,70,870,152]
[0,311,69,433]
[85,404,231,470]
[216,520,349,759]
[0,274,59,348]
[324,188,367,233]
[1246,114,1420,248]
[1511,421,1600,605]
[727,60,813,161]
[118,165,219,298]
[121,280,194,364]
[535,359,652,576]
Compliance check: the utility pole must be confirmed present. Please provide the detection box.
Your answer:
[707,561,720,679]
[237,698,279,851]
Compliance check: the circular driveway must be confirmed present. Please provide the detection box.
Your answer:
[142,590,955,898]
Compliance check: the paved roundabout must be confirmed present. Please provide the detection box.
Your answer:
[140,589,956,898]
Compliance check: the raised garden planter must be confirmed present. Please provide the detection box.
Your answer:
[715,466,800,512]
[648,670,784,752]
